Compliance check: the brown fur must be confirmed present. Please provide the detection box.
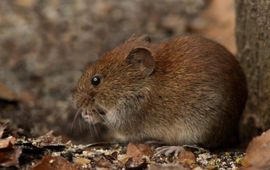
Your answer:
[73,35,247,148]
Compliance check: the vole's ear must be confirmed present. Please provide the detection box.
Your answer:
[126,47,155,77]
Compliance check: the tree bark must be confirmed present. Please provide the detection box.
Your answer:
[236,0,270,141]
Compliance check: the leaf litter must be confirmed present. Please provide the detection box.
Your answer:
[0,121,249,170]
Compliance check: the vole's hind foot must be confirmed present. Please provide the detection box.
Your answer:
[154,145,207,157]
[182,144,207,152]
[154,146,185,157]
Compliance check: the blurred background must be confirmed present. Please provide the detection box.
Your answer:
[0,0,236,143]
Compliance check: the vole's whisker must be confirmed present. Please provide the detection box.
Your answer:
[71,108,82,132]
[78,116,83,133]
[87,116,93,137]
[100,114,112,128]
[87,116,99,139]
[91,117,98,137]
[87,122,93,137]
[93,124,98,137]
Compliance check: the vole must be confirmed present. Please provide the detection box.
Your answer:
[73,34,247,149]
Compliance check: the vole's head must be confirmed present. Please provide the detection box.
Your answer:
[73,36,155,129]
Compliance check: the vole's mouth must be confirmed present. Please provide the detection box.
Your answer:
[81,104,108,124]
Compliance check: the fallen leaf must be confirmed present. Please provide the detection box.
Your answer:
[117,154,130,165]
[0,136,21,167]
[0,136,16,149]
[95,156,112,169]
[18,90,35,106]
[33,155,79,170]
[242,129,270,170]
[125,143,153,169]
[0,123,7,139]
[126,143,153,162]
[177,150,196,167]
[0,147,22,167]
[0,83,17,101]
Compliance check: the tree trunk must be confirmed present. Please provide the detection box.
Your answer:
[236,0,270,142]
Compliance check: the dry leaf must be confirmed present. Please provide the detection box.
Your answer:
[177,150,196,166]
[0,147,22,167]
[0,124,7,139]
[242,129,270,170]
[95,157,112,169]
[33,155,79,170]
[0,136,21,167]
[117,154,130,165]
[0,136,16,149]
[126,143,153,162]
[0,83,17,101]
[125,143,153,169]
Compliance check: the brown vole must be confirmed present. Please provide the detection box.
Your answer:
[73,35,247,148]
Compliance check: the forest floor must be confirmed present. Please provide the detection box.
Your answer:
[1,124,246,170]
[1,118,270,170]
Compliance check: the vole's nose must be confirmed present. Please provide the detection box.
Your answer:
[81,109,92,122]
[81,109,89,117]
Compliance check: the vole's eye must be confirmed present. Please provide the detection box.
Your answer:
[91,75,101,86]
